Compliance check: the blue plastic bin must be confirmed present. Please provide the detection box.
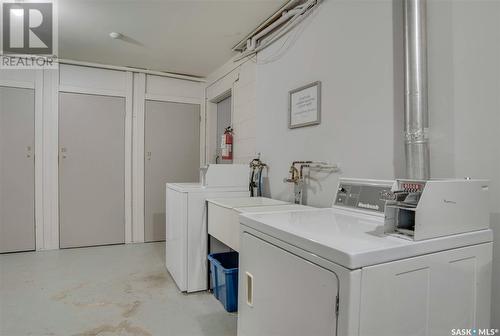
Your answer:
[208,251,239,312]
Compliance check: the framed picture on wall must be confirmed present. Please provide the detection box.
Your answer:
[288,81,321,129]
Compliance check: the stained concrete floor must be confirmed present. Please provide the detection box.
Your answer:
[0,242,237,336]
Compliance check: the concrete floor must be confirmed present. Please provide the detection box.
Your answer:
[0,243,236,336]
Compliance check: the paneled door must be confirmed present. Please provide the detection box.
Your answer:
[144,101,200,242]
[0,87,35,253]
[59,93,125,248]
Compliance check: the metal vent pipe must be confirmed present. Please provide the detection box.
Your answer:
[404,0,430,180]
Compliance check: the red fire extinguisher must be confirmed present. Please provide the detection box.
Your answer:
[221,126,233,161]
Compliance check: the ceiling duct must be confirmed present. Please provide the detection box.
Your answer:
[404,0,430,180]
[233,0,320,61]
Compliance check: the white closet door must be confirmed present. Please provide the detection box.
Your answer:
[144,101,200,242]
[59,93,125,248]
[0,87,35,253]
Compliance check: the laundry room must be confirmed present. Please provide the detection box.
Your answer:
[0,0,499,335]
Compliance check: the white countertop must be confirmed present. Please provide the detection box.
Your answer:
[240,208,493,269]
[207,197,289,209]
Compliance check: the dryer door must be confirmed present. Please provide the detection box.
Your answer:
[238,232,339,336]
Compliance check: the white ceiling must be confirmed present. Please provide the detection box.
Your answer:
[58,0,286,77]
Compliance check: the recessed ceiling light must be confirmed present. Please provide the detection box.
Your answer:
[109,32,122,40]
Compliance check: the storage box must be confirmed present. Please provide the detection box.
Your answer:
[208,252,239,312]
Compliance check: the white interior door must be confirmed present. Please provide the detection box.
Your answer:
[0,87,35,253]
[144,100,200,242]
[238,232,339,336]
[59,92,126,248]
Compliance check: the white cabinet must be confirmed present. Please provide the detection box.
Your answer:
[359,243,493,336]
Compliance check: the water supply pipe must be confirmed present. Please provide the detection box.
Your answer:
[283,161,339,204]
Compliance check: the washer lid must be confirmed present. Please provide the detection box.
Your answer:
[240,208,493,269]
[234,204,314,213]
[166,183,248,193]
[207,197,289,209]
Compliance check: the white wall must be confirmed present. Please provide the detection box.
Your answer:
[254,0,397,206]
[206,0,499,326]
[233,61,258,164]
[427,0,500,327]
[204,57,257,164]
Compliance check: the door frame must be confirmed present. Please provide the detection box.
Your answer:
[206,78,236,164]
[0,81,37,250]
[0,73,42,251]
[132,73,202,243]
[58,72,133,245]
[143,100,201,242]
[57,91,128,248]
[212,91,232,164]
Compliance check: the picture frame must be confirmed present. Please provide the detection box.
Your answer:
[288,81,321,129]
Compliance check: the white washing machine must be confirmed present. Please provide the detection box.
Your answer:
[165,164,250,293]
[237,178,493,336]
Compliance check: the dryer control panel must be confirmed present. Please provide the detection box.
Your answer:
[384,179,490,240]
[333,179,394,213]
